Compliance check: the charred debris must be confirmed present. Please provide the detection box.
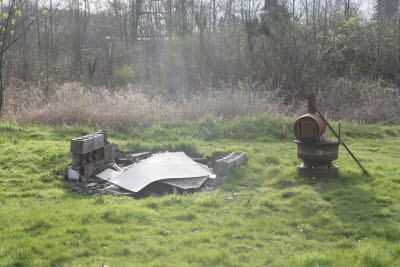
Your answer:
[66,131,246,198]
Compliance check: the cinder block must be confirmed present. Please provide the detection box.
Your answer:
[81,163,95,184]
[214,152,246,176]
[71,153,80,166]
[93,134,105,150]
[96,130,108,143]
[80,175,88,184]
[104,142,118,159]
[212,175,227,187]
[70,136,94,154]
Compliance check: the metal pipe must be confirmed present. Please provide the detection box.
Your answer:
[308,94,317,113]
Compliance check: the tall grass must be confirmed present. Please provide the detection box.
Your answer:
[317,78,400,123]
[2,82,287,126]
[2,79,399,126]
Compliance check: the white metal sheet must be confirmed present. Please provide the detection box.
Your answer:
[161,177,208,189]
[96,152,211,192]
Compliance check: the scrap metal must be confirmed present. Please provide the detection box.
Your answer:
[96,152,212,193]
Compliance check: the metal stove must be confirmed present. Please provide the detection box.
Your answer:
[294,94,341,178]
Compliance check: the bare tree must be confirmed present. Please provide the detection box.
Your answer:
[0,0,47,113]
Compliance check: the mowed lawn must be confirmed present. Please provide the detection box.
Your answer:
[0,117,399,266]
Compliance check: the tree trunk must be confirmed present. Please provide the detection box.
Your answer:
[0,53,4,114]
[213,0,216,30]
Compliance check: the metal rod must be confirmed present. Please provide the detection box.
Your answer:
[307,99,369,176]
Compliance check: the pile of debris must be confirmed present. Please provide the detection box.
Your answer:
[67,130,118,184]
[67,131,246,198]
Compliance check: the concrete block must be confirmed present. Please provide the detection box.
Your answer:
[96,130,108,143]
[71,153,80,166]
[70,136,94,154]
[80,175,88,185]
[93,134,105,150]
[81,163,95,184]
[104,142,118,159]
[212,175,227,187]
[214,152,246,176]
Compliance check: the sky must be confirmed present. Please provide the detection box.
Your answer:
[359,0,376,17]
[47,0,379,18]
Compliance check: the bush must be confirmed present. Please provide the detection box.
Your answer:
[110,65,135,87]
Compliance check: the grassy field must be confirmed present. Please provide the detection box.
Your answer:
[0,116,399,266]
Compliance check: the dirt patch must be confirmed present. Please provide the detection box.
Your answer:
[283,192,297,199]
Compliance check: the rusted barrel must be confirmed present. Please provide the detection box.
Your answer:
[293,113,326,140]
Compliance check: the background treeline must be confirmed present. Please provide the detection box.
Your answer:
[2,0,400,123]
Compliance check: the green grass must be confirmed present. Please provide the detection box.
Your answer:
[0,116,399,266]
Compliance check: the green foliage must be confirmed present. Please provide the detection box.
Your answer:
[87,58,97,81]
[259,21,271,36]
[110,65,135,87]
[244,14,259,38]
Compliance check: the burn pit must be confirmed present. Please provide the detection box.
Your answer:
[66,131,246,198]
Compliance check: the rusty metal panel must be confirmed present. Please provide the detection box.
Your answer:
[299,121,316,138]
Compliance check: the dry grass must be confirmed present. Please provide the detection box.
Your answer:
[2,82,287,126]
[317,78,400,123]
[2,80,399,126]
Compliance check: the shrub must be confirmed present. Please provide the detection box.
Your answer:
[110,65,135,87]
